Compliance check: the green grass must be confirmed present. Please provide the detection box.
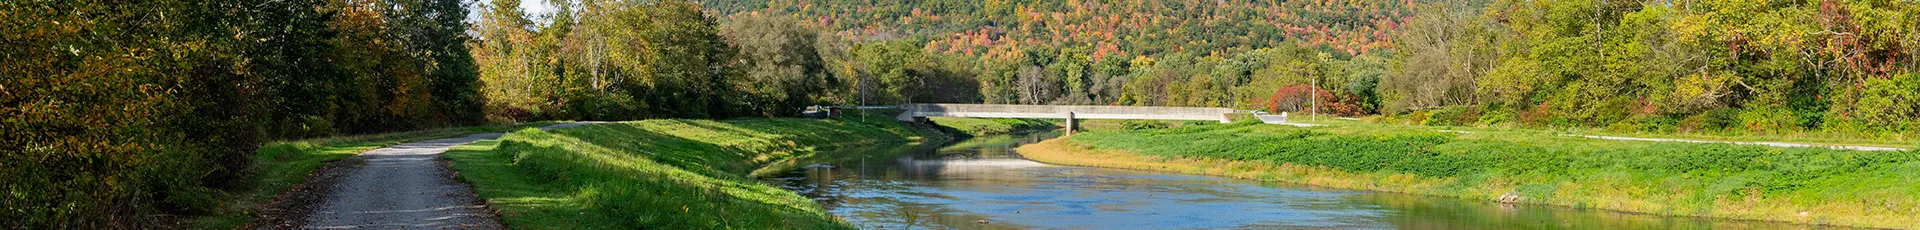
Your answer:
[925,117,1057,137]
[188,121,560,229]
[1053,121,1920,229]
[442,117,933,229]
[1306,117,1919,149]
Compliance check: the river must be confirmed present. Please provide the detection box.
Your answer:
[768,130,1830,229]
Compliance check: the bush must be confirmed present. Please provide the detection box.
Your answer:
[567,92,644,121]
[1631,115,1680,133]
[1403,110,1431,125]
[1737,106,1800,135]
[1421,106,1480,126]
[1476,108,1516,126]
[1121,120,1171,130]
[1676,109,1739,133]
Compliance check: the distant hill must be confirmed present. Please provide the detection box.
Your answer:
[700,0,1421,59]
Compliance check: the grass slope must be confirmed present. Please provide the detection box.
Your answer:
[925,117,1056,137]
[1021,121,1920,229]
[192,122,559,229]
[444,118,931,229]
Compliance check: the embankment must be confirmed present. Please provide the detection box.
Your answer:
[442,117,933,229]
[1017,122,1920,229]
[925,117,1057,138]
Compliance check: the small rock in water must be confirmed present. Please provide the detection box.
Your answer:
[1497,192,1523,203]
[977,219,989,224]
[802,163,835,169]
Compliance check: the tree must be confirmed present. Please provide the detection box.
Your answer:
[1345,54,1388,112]
[1090,55,1133,104]
[721,13,832,116]
[570,0,737,119]
[1382,0,1496,113]
[474,0,542,121]
[853,40,926,104]
[1048,48,1093,104]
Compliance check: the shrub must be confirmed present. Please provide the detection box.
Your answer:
[1121,120,1172,130]
[1421,106,1480,126]
[1632,115,1680,133]
[1476,108,1516,126]
[1737,106,1800,135]
[567,92,644,121]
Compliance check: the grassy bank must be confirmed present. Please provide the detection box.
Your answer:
[1319,118,1916,150]
[1018,121,1920,229]
[926,117,1057,137]
[442,117,932,229]
[189,122,560,229]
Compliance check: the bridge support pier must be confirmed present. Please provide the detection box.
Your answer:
[1065,112,1076,135]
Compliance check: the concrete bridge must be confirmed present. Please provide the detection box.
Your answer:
[895,104,1236,132]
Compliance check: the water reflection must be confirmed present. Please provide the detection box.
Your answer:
[769,131,1838,230]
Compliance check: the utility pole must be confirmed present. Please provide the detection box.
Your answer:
[861,71,871,123]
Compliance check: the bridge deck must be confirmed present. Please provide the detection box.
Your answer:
[897,104,1234,123]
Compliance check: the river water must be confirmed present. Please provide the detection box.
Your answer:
[768,130,1829,230]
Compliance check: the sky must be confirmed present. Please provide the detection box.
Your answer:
[465,0,560,24]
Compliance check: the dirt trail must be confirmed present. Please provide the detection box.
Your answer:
[257,122,596,229]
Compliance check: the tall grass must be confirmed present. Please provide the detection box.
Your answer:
[1046,121,1920,229]
[443,117,932,229]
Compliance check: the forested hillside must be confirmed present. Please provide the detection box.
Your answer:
[1380,0,1917,137]
[690,0,1920,137]
[703,0,1414,58]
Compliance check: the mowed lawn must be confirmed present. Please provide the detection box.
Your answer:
[443,117,931,229]
[1035,121,1920,229]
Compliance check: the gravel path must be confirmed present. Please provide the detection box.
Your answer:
[258,122,597,229]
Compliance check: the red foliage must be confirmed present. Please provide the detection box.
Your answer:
[1265,85,1362,116]
[1519,101,1554,125]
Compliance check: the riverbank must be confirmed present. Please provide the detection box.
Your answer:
[925,117,1057,138]
[441,115,935,229]
[1016,121,1920,229]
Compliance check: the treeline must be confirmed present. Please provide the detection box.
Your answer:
[702,0,1413,58]
[694,0,1920,136]
[2,0,480,227]
[1386,0,1919,136]
[470,0,985,120]
[477,0,1402,121]
[474,0,746,120]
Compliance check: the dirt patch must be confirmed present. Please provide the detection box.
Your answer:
[250,157,362,229]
